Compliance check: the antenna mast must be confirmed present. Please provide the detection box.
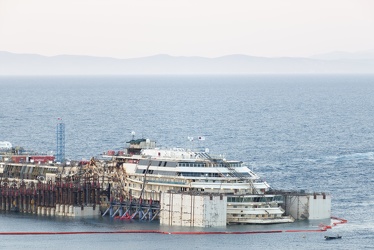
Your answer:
[56,118,65,163]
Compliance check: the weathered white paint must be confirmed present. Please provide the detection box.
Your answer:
[160,192,227,227]
[54,205,100,217]
[308,194,331,220]
[72,206,101,217]
[285,193,331,220]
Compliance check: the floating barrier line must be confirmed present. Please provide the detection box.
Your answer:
[0,216,347,236]
[164,230,283,235]
[0,230,283,235]
[0,230,161,235]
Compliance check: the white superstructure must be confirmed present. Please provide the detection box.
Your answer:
[0,141,12,150]
[111,138,294,224]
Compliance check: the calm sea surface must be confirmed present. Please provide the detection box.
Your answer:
[0,75,373,249]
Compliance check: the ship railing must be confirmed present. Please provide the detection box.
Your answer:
[267,189,331,196]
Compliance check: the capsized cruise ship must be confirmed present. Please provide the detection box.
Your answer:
[108,138,295,224]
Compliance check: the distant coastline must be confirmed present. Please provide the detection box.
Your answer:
[1,51,374,75]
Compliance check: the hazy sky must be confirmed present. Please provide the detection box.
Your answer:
[1,0,373,58]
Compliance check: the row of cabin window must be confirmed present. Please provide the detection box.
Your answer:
[178,163,241,167]
[178,163,206,167]
[141,160,241,168]
[228,196,282,203]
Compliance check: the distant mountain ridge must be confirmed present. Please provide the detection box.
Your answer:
[310,50,374,60]
[1,51,373,75]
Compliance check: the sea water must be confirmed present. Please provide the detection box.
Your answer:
[0,75,373,249]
